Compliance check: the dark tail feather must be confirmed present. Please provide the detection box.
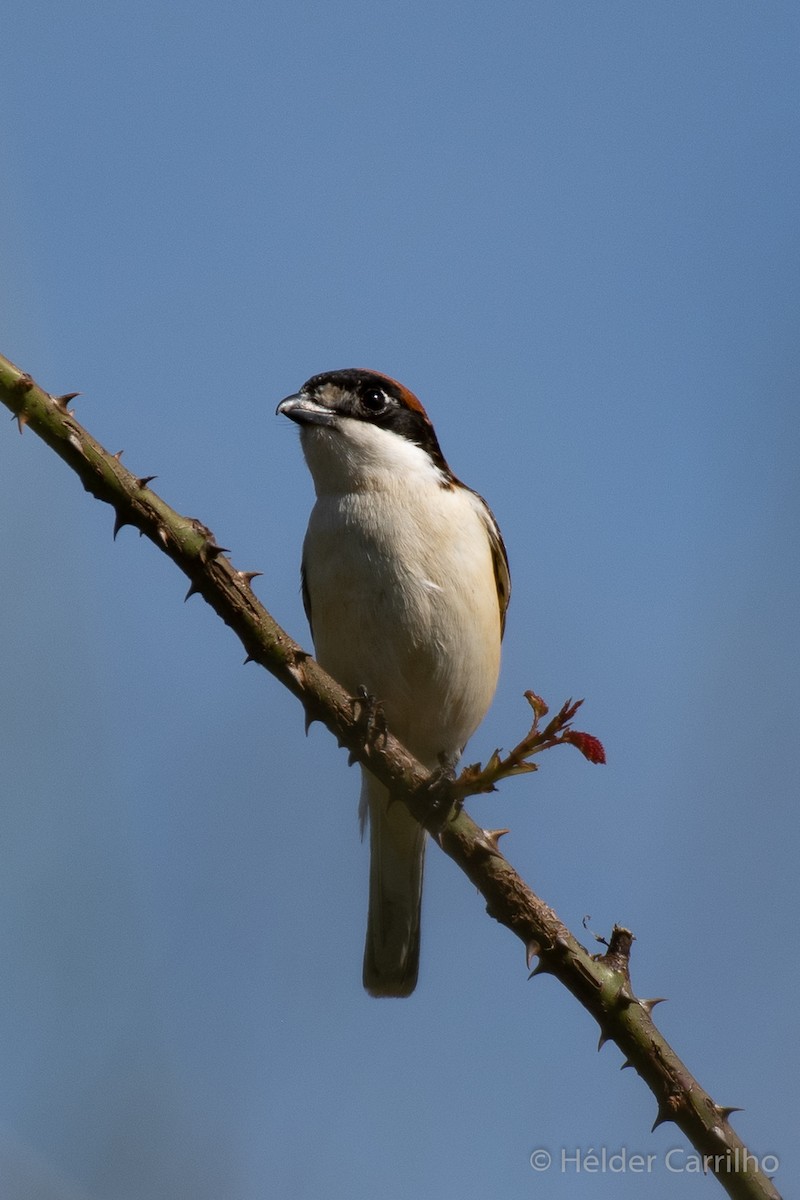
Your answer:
[361,774,425,998]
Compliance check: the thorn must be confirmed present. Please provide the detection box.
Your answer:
[136,475,157,488]
[200,541,230,562]
[113,449,124,460]
[651,1095,681,1131]
[53,391,80,410]
[237,570,263,587]
[598,1030,610,1051]
[639,996,667,1015]
[304,711,318,736]
[482,828,510,852]
[620,1060,633,1070]
[527,960,549,980]
[184,580,202,602]
[716,1105,744,1120]
[113,511,132,540]
[525,939,542,970]
[14,411,29,434]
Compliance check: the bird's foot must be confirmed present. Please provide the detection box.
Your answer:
[347,686,388,764]
[417,751,460,834]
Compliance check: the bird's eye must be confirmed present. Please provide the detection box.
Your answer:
[361,388,388,414]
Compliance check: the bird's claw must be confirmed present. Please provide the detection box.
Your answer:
[417,752,460,834]
[348,686,388,763]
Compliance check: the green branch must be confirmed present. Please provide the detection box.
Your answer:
[0,351,781,1200]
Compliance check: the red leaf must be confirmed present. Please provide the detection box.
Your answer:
[563,730,606,764]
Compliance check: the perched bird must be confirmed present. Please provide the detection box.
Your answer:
[277,369,510,997]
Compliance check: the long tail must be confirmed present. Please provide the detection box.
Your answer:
[360,771,426,998]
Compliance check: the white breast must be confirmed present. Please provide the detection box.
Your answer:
[303,471,503,767]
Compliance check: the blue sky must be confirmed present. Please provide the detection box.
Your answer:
[1,2,798,1197]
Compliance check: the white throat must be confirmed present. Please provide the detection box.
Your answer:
[299,418,447,496]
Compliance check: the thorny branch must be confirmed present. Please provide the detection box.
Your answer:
[0,352,782,1200]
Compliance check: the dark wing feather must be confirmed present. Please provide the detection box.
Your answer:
[473,491,510,637]
[301,562,314,640]
[489,520,511,637]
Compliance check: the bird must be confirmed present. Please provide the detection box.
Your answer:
[277,369,510,997]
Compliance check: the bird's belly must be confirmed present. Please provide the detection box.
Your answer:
[304,495,502,765]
